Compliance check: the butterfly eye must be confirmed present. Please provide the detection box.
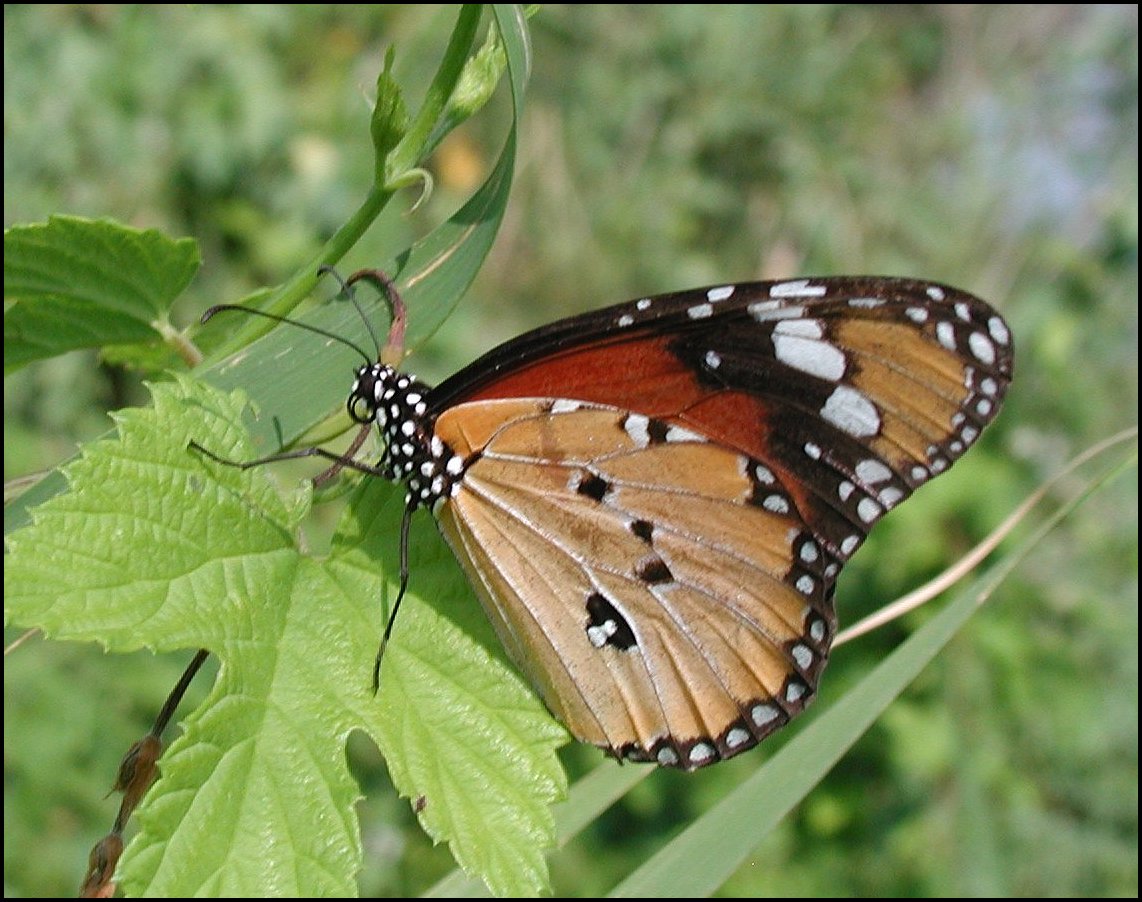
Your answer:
[347,365,382,424]
[347,390,375,425]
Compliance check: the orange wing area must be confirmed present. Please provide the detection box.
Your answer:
[433,399,833,769]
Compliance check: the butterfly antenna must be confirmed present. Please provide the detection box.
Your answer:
[201,304,374,365]
[372,501,415,693]
[317,264,385,362]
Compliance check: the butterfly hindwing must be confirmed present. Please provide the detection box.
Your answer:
[433,399,831,768]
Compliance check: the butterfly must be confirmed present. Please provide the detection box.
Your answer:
[198,273,1012,771]
[309,274,1014,771]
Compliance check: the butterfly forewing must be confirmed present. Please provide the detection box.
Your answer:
[374,276,1012,769]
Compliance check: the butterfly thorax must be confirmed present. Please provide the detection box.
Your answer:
[348,363,466,511]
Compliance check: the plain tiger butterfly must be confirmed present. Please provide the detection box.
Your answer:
[212,273,1014,771]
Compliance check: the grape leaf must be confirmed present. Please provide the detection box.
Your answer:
[3,215,200,373]
[4,375,567,896]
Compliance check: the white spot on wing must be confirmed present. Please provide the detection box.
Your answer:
[855,459,893,485]
[773,328,846,381]
[989,316,1010,345]
[707,285,735,302]
[624,414,651,446]
[687,303,714,319]
[774,319,824,339]
[666,424,705,443]
[936,321,957,351]
[968,331,996,364]
[857,497,883,523]
[551,399,581,413]
[748,300,805,322]
[763,495,790,514]
[587,619,618,648]
[906,306,928,323]
[771,279,827,298]
[636,298,652,311]
[926,285,946,301]
[617,314,634,327]
[821,385,881,438]
[879,486,905,508]
[689,742,715,765]
[726,727,750,749]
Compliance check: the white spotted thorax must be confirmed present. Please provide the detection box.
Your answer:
[348,363,465,512]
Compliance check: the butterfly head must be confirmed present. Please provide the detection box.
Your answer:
[347,362,466,510]
[347,362,394,426]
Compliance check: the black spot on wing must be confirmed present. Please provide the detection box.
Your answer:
[629,519,655,543]
[576,472,611,502]
[635,554,673,585]
[585,592,637,650]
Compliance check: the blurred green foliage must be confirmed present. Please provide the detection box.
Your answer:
[4,4,1137,897]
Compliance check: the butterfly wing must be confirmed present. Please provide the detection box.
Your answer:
[434,399,830,767]
[424,277,1013,768]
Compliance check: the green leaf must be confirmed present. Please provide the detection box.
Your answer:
[426,759,650,897]
[328,480,569,897]
[4,375,566,896]
[3,215,200,374]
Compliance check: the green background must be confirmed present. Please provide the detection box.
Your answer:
[4,5,1137,897]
